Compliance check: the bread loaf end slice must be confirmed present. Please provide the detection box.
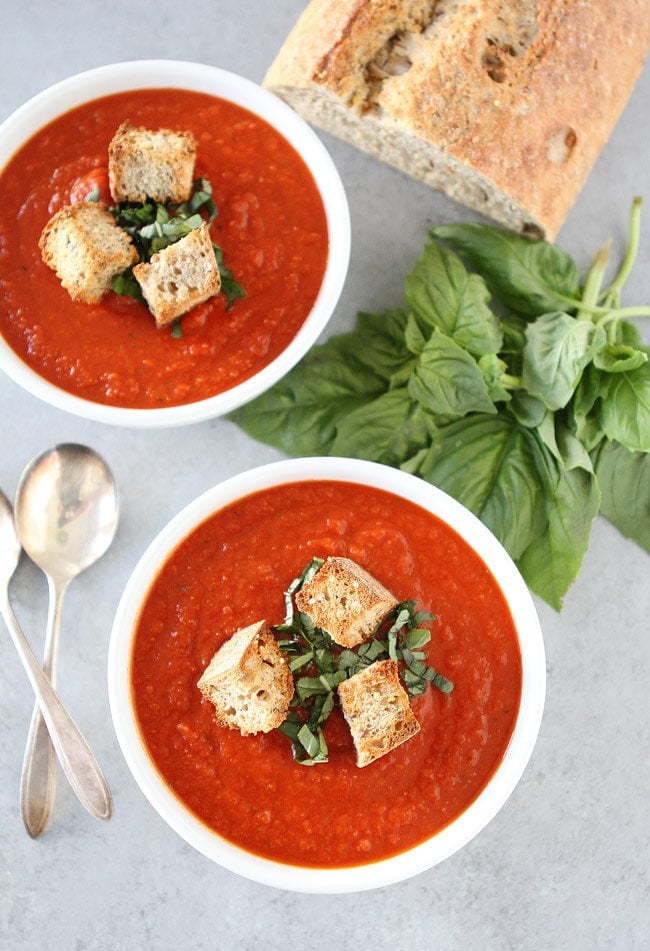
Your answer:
[264,0,650,239]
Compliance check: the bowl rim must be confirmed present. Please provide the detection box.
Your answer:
[107,456,546,893]
[0,59,350,427]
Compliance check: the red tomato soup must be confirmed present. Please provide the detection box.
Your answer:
[131,481,522,868]
[0,89,328,408]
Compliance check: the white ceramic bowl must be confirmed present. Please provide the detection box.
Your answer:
[0,60,350,427]
[108,457,546,893]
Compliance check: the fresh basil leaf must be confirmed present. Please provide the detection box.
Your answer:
[593,343,648,374]
[402,627,431,650]
[404,312,428,356]
[568,364,611,451]
[417,414,549,559]
[330,388,435,465]
[537,414,594,473]
[499,311,529,357]
[597,358,650,452]
[212,245,246,309]
[509,392,547,428]
[228,332,387,455]
[175,178,217,221]
[407,329,497,417]
[517,456,601,610]
[522,312,607,410]
[478,353,513,403]
[593,440,650,551]
[431,223,581,317]
[282,556,324,626]
[296,724,328,763]
[110,269,146,304]
[288,652,314,673]
[613,319,643,347]
[356,309,413,380]
[404,238,502,356]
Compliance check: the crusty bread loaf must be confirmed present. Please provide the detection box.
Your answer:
[197,620,294,736]
[337,658,420,766]
[39,201,138,303]
[108,122,197,204]
[133,222,221,327]
[295,556,398,648]
[264,0,650,238]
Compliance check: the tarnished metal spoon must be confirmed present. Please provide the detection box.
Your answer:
[14,444,118,837]
[0,488,113,829]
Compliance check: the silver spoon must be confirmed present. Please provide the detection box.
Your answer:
[14,444,119,837]
[0,488,113,828]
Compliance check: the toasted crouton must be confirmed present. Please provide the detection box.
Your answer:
[133,223,221,327]
[108,122,197,203]
[295,556,399,648]
[39,201,138,304]
[337,659,420,767]
[197,620,293,737]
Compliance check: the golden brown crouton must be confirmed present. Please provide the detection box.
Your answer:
[197,620,293,737]
[108,122,197,204]
[132,222,221,327]
[39,201,138,304]
[337,659,420,767]
[295,556,399,648]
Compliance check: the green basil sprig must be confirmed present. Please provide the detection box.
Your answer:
[230,200,650,610]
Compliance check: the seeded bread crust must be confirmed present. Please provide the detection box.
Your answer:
[39,201,138,303]
[264,0,650,239]
[295,556,399,648]
[337,658,420,767]
[197,620,294,737]
[133,222,222,327]
[108,121,197,204]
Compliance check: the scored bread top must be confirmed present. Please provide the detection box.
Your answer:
[337,658,420,767]
[264,0,650,238]
[295,556,399,648]
[197,620,294,736]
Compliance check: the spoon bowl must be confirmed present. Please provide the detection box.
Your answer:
[15,443,119,836]
[15,444,119,585]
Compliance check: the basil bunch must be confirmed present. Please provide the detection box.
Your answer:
[230,201,650,610]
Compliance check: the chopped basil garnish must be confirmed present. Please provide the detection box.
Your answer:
[109,177,245,316]
[274,559,453,765]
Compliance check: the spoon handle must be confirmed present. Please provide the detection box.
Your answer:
[0,594,113,825]
[20,576,65,837]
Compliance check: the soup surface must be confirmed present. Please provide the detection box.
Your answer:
[0,89,328,408]
[131,480,522,868]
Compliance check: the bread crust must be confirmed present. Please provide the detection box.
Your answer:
[337,658,420,767]
[39,200,138,303]
[295,556,399,648]
[133,222,221,327]
[108,121,197,204]
[264,0,650,238]
[197,620,294,736]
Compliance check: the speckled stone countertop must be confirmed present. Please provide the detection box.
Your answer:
[1,4,648,949]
